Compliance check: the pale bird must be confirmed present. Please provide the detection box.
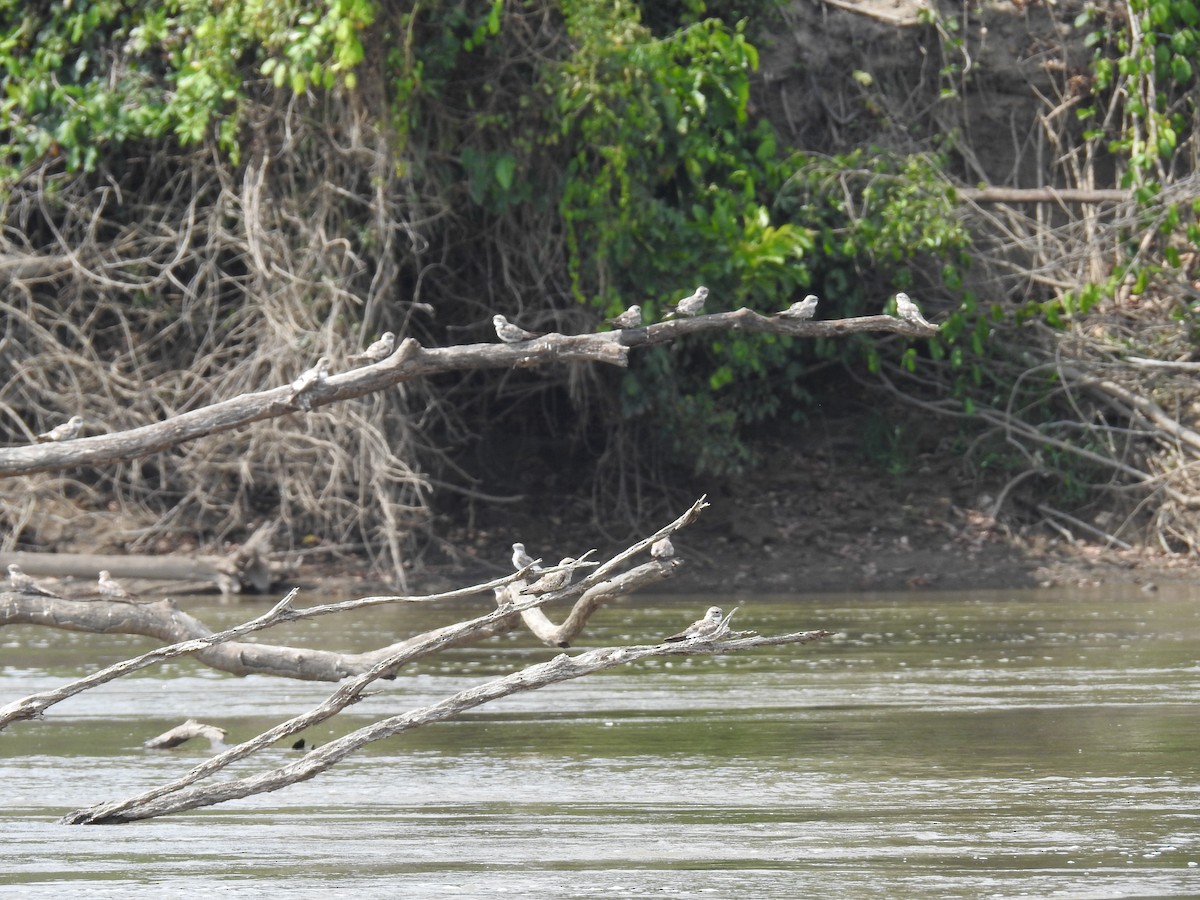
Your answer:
[662,286,708,320]
[98,570,136,601]
[493,315,543,343]
[663,605,724,642]
[605,305,643,329]
[36,415,83,443]
[773,294,819,320]
[894,292,935,329]
[290,357,330,410]
[348,332,395,364]
[511,542,542,572]
[650,536,675,559]
[7,563,58,597]
[525,558,575,594]
[290,357,330,393]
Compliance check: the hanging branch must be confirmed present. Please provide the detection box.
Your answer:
[0,314,934,478]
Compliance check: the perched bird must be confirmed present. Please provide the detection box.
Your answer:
[291,357,330,393]
[98,570,137,601]
[605,305,643,329]
[493,315,543,343]
[650,536,675,559]
[525,558,575,594]
[36,415,83,443]
[511,542,542,572]
[773,294,819,320]
[663,605,725,643]
[894,292,935,329]
[290,357,330,409]
[7,563,58,597]
[348,332,395,364]
[662,286,708,320]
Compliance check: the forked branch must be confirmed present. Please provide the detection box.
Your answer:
[63,626,832,824]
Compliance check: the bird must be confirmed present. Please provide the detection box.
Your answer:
[493,315,543,343]
[662,286,708,320]
[7,563,58,597]
[290,357,330,409]
[511,542,542,572]
[650,536,675,559]
[525,558,575,594]
[35,415,83,443]
[773,294,819,320]
[291,357,330,393]
[348,331,395,364]
[605,305,642,329]
[98,570,137,601]
[663,606,725,642]
[893,292,935,328]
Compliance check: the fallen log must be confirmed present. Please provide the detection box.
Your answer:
[0,522,288,595]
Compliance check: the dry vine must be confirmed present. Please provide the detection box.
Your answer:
[769,0,1200,553]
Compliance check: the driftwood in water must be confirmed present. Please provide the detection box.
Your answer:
[64,627,832,824]
[144,719,228,750]
[0,494,834,825]
[0,500,710,727]
[0,522,285,594]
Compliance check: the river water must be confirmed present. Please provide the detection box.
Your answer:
[2,585,1199,897]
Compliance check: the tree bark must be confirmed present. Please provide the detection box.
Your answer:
[62,627,832,824]
[959,187,1130,204]
[0,521,284,594]
[0,313,934,478]
[1,500,711,725]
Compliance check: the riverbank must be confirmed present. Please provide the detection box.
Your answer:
[333,405,1189,600]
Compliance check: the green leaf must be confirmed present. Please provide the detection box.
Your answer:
[494,153,515,190]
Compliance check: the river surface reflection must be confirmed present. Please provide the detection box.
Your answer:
[2,585,1200,897]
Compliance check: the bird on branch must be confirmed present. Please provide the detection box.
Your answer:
[511,542,542,572]
[525,558,575,594]
[493,315,543,343]
[663,605,725,642]
[651,536,675,559]
[348,332,395,364]
[773,294,819,320]
[662,286,708,320]
[893,292,935,329]
[98,570,137,601]
[36,415,83,443]
[7,563,59,597]
[605,305,643,329]
[289,357,330,409]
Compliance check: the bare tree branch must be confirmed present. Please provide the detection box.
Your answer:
[63,627,832,824]
[0,590,297,730]
[1,500,710,724]
[0,314,934,479]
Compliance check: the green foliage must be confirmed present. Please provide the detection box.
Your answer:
[778,148,976,393]
[0,0,979,485]
[0,0,373,178]
[377,0,976,477]
[1069,0,1200,305]
[538,0,819,475]
[860,412,914,477]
